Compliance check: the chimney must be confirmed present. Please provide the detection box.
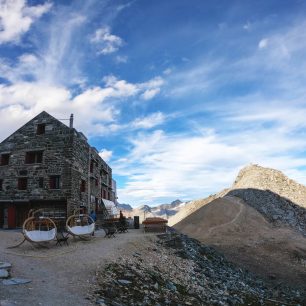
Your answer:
[69,114,74,128]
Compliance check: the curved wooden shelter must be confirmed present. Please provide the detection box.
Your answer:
[66,210,95,237]
[23,209,57,243]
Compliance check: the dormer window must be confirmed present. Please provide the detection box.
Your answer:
[0,154,10,166]
[36,124,45,135]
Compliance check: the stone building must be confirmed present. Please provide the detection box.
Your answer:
[0,111,117,229]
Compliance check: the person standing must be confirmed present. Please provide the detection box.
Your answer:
[90,210,97,236]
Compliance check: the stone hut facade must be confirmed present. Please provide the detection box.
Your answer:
[0,111,116,228]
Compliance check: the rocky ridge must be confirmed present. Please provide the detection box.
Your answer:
[227,164,306,236]
[232,164,306,208]
[91,233,304,306]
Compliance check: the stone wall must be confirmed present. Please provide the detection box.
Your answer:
[0,111,115,221]
[0,111,72,202]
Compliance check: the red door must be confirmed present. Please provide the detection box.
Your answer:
[8,205,16,229]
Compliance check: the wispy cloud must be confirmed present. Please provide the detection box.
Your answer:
[115,122,306,205]
[258,38,268,49]
[91,26,123,55]
[131,112,165,129]
[99,149,113,162]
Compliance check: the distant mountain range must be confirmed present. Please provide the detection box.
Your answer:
[117,199,185,222]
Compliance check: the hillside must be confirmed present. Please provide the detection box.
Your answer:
[173,164,306,288]
[170,164,306,234]
[227,164,306,236]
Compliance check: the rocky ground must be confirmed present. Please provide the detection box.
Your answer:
[227,188,306,237]
[91,232,305,306]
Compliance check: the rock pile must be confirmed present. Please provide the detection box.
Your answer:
[227,164,306,236]
[91,233,304,306]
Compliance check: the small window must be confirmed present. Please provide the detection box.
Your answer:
[18,178,27,190]
[90,160,94,173]
[49,176,60,189]
[38,177,44,188]
[95,178,98,186]
[19,170,28,176]
[80,180,86,192]
[0,179,3,191]
[1,154,10,166]
[25,151,43,164]
[37,124,46,135]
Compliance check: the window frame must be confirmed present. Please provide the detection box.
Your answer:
[25,151,43,164]
[38,177,44,188]
[49,175,61,190]
[18,177,28,190]
[0,153,10,166]
[36,123,46,135]
[80,179,86,192]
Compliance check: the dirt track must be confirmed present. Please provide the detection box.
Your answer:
[174,196,306,290]
[0,229,150,306]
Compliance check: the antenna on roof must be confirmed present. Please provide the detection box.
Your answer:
[69,114,74,128]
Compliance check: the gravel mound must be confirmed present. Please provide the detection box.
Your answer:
[91,233,304,306]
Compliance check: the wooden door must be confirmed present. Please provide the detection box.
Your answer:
[8,205,16,229]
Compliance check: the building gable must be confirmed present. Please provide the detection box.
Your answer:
[0,111,71,151]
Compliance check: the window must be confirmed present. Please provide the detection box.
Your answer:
[18,178,27,190]
[49,176,60,189]
[0,179,3,191]
[1,154,10,166]
[38,177,44,188]
[25,151,43,164]
[80,180,86,192]
[90,160,94,173]
[95,178,98,186]
[36,124,46,135]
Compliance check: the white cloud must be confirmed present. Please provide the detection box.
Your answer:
[91,26,123,55]
[113,116,306,206]
[258,38,269,49]
[103,75,164,101]
[163,68,172,75]
[115,55,128,63]
[99,149,113,162]
[0,72,165,140]
[243,22,251,30]
[132,112,165,129]
[141,88,160,100]
[0,0,52,44]
[18,53,38,64]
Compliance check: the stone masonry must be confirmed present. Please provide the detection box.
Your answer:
[0,111,115,228]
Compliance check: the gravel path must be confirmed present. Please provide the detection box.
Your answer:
[0,228,150,306]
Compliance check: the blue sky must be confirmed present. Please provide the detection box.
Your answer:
[1,0,306,206]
